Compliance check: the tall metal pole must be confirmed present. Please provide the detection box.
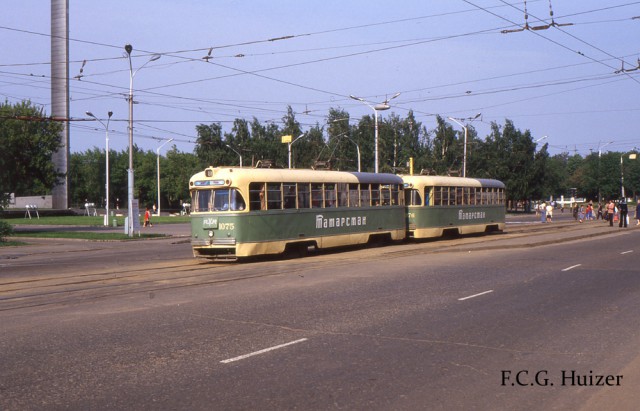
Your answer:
[597,141,613,204]
[448,113,481,178]
[125,44,134,237]
[225,144,243,167]
[621,152,638,199]
[156,138,173,216]
[288,134,306,169]
[447,117,467,177]
[86,111,112,225]
[350,94,399,173]
[124,44,160,236]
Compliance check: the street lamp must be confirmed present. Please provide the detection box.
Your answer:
[225,144,243,167]
[598,141,613,204]
[621,151,637,199]
[350,93,400,173]
[286,133,307,169]
[339,135,361,172]
[125,44,161,236]
[156,138,173,216]
[448,113,481,178]
[86,110,113,226]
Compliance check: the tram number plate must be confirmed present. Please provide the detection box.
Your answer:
[202,217,218,229]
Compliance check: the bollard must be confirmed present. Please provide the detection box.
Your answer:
[112,218,118,227]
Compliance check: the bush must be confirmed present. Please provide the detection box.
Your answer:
[0,220,14,242]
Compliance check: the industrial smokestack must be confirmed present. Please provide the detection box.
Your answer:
[51,0,69,209]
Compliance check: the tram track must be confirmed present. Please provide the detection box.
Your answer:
[0,222,620,312]
[0,254,349,312]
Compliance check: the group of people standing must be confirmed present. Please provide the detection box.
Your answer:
[602,199,634,228]
[537,200,639,227]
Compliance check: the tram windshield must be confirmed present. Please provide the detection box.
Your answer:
[191,188,246,212]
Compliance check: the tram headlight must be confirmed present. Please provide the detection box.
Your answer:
[208,230,214,238]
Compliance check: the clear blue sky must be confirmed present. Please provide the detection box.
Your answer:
[2,1,639,157]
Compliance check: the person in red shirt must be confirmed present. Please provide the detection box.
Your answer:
[144,206,153,227]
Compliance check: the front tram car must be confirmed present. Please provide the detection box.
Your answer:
[189,167,406,260]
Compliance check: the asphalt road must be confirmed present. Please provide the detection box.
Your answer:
[1,219,639,410]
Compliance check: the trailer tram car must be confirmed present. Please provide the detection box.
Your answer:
[402,175,505,239]
[189,167,406,260]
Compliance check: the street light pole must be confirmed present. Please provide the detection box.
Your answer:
[156,138,173,216]
[350,93,400,173]
[339,135,361,172]
[124,44,161,236]
[598,141,613,204]
[448,113,481,178]
[225,144,243,167]
[86,111,113,226]
[288,133,306,169]
[621,152,637,199]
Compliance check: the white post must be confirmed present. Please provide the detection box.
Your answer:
[86,111,112,226]
[156,138,173,216]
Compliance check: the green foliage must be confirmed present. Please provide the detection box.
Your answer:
[0,100,64,209]
[0,220,13,241]
[8,98,639,211]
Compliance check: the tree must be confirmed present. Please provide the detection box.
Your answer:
[194,123,225,168]
[162,147,200,208]
[0,100,63,209]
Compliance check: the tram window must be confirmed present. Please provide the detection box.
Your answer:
[229,189,246,211]
[311,183,323,208]
[371,184,380,206]
[360,184,370,207]
[337,183,348,207]
[456,187,463,205]
[470,188,477,205]
[325,183,336,208]
[349,184,359,207]
[442,187,450,206]
[423,187,431,206]
[449,187,456,206]
[194,190,211,212]
[298,183,310,209]
[213,189,230,211]
[283,183,296,209]
[390,184,400,206]
[267,183,282,209]
[249,183,266,211]
[433,187,441,206]
[406,189,421,206]
[381,185,391,206]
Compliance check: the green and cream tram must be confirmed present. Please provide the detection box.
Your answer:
[402,175,505,239]
[189,167,406,260]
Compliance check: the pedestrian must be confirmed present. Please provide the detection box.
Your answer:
[572,203,579,221]
[546,203,553,223]
[597,203,603,220]
[540,202,547,223]
[144,206,153,227]
[636,203,640,225]
[618,199,628,228]
[586,203,593,220]
[578,205,584,223]
[607,200,615,227]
